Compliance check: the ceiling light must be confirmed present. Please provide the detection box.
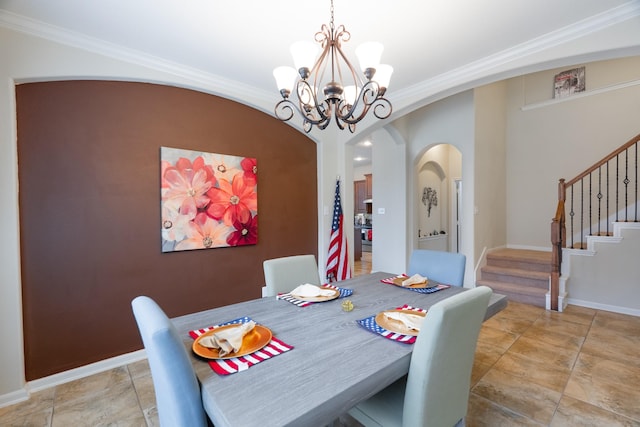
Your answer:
[273,0,393,133]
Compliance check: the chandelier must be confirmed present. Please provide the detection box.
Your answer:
[273,0,393,133]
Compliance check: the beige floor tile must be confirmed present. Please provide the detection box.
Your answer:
[127,359,151,379]
[54,367,132,405]
[471,361,494,388]
[474,339,509,366]
[544,304,597,326]
[477,326,519,353]
[0,387,55,419]
[472,368,561,425]
[551,395,640,427]
[592,310,640,334]
[508,335,579,370]
[143,405,160,427]
[564,352,640,422]
[581,326,640,366]
[466,393,543,427]
[482,315,534,336]
[0,407,53,427]
[497,301,546,322]
[531,316,591,338]
[131,370,157,411]
[52,380,145,427]
[520,323,585,353]
[492,351,571,393]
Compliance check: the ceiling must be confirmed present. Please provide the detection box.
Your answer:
[1,0,639,166]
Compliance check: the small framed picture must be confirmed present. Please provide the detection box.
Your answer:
[554,67,585,99]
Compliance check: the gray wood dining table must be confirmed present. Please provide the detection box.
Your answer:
[173,271,507,427]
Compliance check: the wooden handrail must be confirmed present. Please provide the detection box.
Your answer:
[565,133,640,187]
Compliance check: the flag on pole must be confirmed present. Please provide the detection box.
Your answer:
[326,178,351,282]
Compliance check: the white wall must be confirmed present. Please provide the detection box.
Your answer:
[566,224,640,314]
[395,91,476,284]
[370,127,407,274]
[505,56,640,249]
[474,82,508,257]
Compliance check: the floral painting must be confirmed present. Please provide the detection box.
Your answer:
[160,146,257,252]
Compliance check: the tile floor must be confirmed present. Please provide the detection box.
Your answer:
[2,290,639,426]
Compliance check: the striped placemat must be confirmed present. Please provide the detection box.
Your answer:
[356,304,427,344]
[277,284,353,307]
[381,274,450,294]
[189,316,293,375]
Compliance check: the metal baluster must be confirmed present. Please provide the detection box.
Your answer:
[570,185,575,248]
[606,161,609,235]
[597,166,602,236]
[625,149,629,222]
[581,179,584,248]
[616,154,619,222]
[589,173,592,237]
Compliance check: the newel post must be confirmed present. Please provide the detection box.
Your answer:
[550,179,566,311]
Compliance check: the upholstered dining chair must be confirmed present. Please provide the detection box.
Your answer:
[131,296,209,427]
[408,249,466,287]
[263,254,321,297]
[348,286,493,427]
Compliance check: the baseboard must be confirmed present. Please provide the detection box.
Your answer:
[27,349,147,393]
[0,388,29,409]
[566,298,640,317]
[0,349,147,409]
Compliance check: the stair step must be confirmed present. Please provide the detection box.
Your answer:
[486,248,551,273]
[477,279,547,308]
[480,265,549,289]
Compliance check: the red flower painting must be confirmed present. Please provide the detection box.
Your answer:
[161,147,258,252]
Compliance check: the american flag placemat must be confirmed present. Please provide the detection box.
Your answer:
[277,284,353,307]
[381,274,450,294]
[357,304,427,344]
[189,316,293,375]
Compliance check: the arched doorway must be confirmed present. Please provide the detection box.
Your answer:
[415,144,462,253]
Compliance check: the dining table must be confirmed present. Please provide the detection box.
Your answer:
[173,271,508,427]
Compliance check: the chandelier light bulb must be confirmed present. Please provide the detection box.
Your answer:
[273,66,298,95]
[355,42,384,78]
[290,40,320,77]
[375,64,394,91]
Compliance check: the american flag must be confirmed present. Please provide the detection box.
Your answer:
[326,178,351,282]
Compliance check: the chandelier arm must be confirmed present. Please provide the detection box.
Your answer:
[274,98,298,122]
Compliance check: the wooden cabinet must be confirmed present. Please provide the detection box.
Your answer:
[354,180,366,213]
[364,174,372,199]
[354,227,362,260]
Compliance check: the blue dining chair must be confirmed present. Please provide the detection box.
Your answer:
[263,254,321,297]
[348,286,493,427]
[408,249,466,287]
[131,296,209,427]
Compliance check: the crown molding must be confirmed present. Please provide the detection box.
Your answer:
[0,9,275,113]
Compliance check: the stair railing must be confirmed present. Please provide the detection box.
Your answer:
[551,132,640,310]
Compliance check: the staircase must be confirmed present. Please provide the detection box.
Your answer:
[477,248,551,308]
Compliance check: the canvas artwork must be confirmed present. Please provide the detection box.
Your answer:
[554,67,586,99]
[161,146,257,252]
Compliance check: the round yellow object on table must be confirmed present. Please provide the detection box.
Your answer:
[341,299,354,312]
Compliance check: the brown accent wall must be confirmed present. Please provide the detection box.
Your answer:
[16,81,318,380]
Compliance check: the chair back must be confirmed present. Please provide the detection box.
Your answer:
[263,254,321,297]
[403,286,492,427]
[408,249,466,286]
[131,296,208,427]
